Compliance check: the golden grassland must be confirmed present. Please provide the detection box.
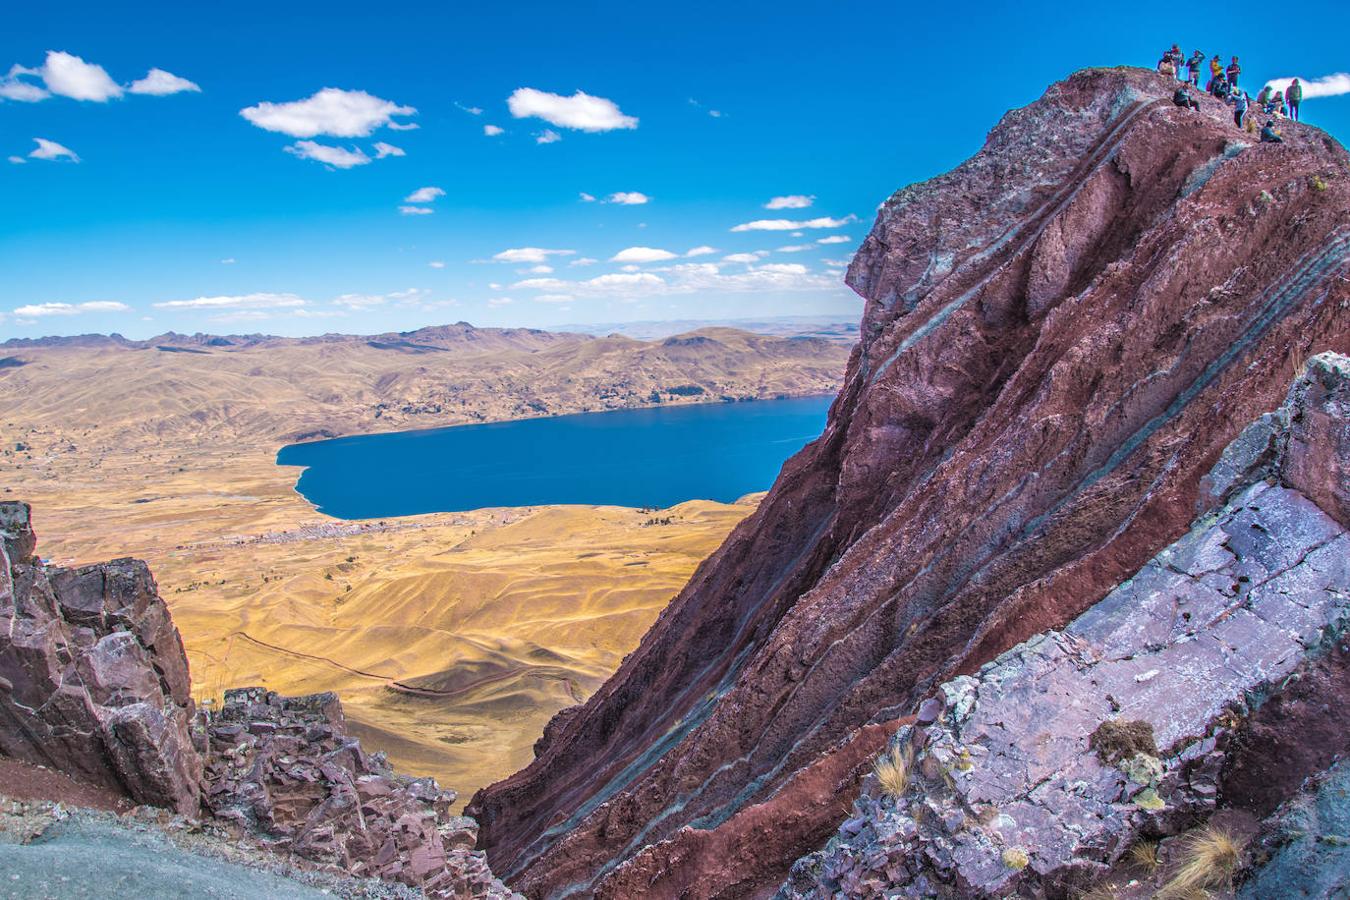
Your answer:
[0,328,841,803]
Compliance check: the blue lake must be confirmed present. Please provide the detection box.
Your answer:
[276,395,834,519]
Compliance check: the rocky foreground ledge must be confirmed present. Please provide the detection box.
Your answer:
[0,504,518,899]
[781,354,1350,898]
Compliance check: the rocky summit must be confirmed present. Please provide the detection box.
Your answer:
[469,66,1350,897]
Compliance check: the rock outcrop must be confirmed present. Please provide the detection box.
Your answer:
[0,502,202,815]
[1,506,518,898]
[470,67,1350,897]
[779,355,1350,897]
[201,687,518,899]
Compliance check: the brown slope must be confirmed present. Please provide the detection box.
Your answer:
[468,66,1350,897]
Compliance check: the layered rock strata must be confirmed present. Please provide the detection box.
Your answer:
[471,66,1350,897]
[0,502,201,814]
[779,353,1350,897]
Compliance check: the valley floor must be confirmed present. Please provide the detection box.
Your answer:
[3,434,754,806]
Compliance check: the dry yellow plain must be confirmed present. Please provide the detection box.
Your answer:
[0,326,843,804]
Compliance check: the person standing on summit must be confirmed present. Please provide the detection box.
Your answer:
[1287,78,1303,121]
[1187,49,1206,86]
[1226,56,1242,88]
[1208,54,1224,92]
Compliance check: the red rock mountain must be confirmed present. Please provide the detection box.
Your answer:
[468,67,1350,897]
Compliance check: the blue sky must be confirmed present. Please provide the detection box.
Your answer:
[3,0,1348,339]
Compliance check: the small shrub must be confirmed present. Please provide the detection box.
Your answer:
[1002,847,1029,870]
[873,743,913,799]
[1089,719,1158,763]
[1129,839,1160,872]
[1310,174,1328,192]
[1157,826,1246,898]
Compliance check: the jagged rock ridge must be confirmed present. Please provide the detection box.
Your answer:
[469,66,1350,897]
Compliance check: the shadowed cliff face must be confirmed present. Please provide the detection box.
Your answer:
[469,67,1350,898]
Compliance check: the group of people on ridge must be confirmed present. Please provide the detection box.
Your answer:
[1160,44,1303,145]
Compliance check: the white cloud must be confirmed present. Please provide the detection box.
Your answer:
[39,51,122,101]
[685,246,717,257]
[776,244,814,253]
[722,253,763,264]
[588,272,664,288]
[455,101,484,115]
[240,88,415,137]
[405,186,445,203]
[153,292,307,310]
[1265,72,1350,99]
[429,261,446,268]
[526,264,554,274]
[488,297,514,307]
[29,138,79,162]
[606,191,649,205]
[507,87,638,132]
[492,247,575,264]
[11,300,130,317]
[484,124,504,136]
[765,194,814,210]
[0,65,49,102]
[570,257,599,266]
[284,140,370,168]
[619,264,641,272]
[508,259,835,302]
[128,68,200,96]
[611,246,677,263]
[374,142,405,158]
[399,205,434,215]
[536,129,561,144]
[731,215,857,232]
[579,192,597,202]
[817,235,851,244]
[533,294,574,304]
[332,293,387,309]
[220,258,236,264]
[8,155,26,164]
[387,121,419,132]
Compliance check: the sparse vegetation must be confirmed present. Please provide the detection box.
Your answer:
[1157,826,1246,898]
[873,742,914,799]
[1002,847,1029,870]
[1310,173,1328,192]
[1128,839,1160,872]
[1089,718,1157,763]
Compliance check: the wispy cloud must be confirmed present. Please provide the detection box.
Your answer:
[731,215,857,232]
[536,129,561,144]
[817,235,851,244]
[11,300,129,317]
[399,205,434,215]
[153,292,307,310]
[508,87,638,131]
[241,88,415,137]
[28,138,79,162]
[765,195,814,210]
[128,68,200,96]
[284,140,370,168]
[404,186,445,203]
[374,142,405,158]
[606,191,649,205]
[454,101,484,115]
[611,246,677,263]
[491,247,576,264]
[484,124,504,136]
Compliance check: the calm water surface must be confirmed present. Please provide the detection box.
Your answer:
[277,395,833,519]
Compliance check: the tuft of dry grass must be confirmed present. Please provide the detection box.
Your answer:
[1129,839,1160,873]
[1157,826,1246,898]
[873,743,914,799]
